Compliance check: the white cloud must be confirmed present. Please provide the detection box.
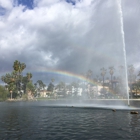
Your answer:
[0,0,13,10]
[0,0,140,83]
[34,0,60,7]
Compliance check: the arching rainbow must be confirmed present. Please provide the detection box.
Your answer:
[29,66,127,97]
[0,66,130,102]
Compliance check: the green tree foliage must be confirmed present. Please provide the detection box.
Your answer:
[26,73,32,81]
[0,85,8,101]
[47,83,54,92]
[128,65,135,84]
[13,60,26,74]
[26,82,35,93]
[1,60,33,99]
[56,81,65,91]
[13,60,26,92]
[37,80,46,90]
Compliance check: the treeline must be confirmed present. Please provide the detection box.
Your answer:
[84,65,140,97]
[0,60,47,100]
[1,60,140,101]
[0,60,34,100]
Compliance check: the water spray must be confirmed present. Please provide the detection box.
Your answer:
[117,0,130,106]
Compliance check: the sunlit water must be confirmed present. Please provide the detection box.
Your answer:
[0,100,140,140]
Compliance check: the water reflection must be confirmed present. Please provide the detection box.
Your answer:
[0,102,140,139]
[129,113,140,137]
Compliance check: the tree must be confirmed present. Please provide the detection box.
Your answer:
[13,60,26,92]
[1,72,17,99]
[128,65,135,84]
[128,65,135,94]
[26,73,32,82]
[1,60,35,99]
[0,85,8,101]
[56,81,65,91]
[8,82,16,99]
[13,60,26,75]
[109,66,115,89]
[131,81,140,98]
[47,83,54,92]
[22,76,29,94]
[26,82,35,94]
[100,67,106,91]
[37,80,44,90]
[21,73,33,94]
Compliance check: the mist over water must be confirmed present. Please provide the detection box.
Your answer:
[0,0,135,108]
[1,1,140,140]
[54,0,130,106]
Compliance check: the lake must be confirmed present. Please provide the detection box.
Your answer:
[0,100,140,140]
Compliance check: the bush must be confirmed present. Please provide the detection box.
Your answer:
[0,85,8,101]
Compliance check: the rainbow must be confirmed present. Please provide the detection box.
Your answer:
[29,66,100,85]
[31,67,133,104]
[1,66,134,107]
[0,66,130,101]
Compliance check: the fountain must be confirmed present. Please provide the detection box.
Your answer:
[117,0,129,106]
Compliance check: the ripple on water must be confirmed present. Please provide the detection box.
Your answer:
[0,102,140,139]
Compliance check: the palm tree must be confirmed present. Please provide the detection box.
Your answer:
[13,60,26,92]
[109,66,115,89]
[13,60,26,77]
[22,76,28,94]
[100,67,106,90]
[26,73,32,82]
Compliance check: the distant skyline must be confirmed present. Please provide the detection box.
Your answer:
[0,0,140,84]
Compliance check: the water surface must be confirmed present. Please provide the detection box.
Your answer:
[0,101,140,140]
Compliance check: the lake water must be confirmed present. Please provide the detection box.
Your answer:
[0,100,140,140]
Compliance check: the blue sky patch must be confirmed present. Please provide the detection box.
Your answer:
[65,0,76,5]
[0,6,6,16]
[17,0,34,9]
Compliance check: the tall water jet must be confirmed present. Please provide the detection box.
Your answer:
[117,0,129,105]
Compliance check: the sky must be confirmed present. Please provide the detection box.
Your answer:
[0,0,140,84]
